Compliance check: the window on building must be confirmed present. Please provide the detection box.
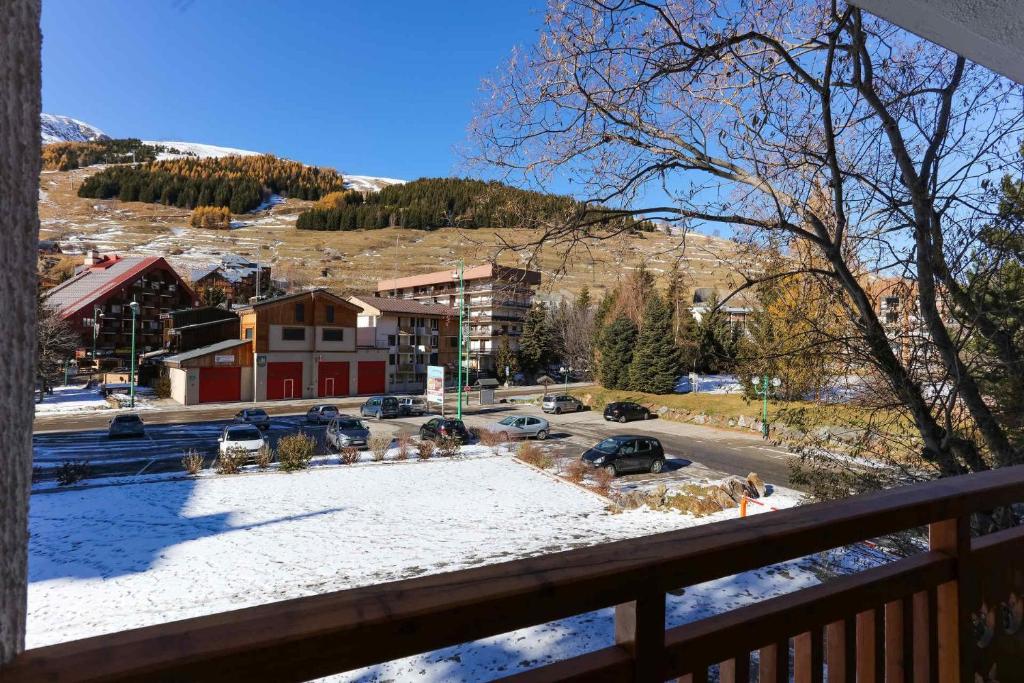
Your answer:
[884,296,900,309]
[244,328,254,339]
[430,319,439,330]
[295,303,305,322]
[282,327,305,341]
[388,354,397,365]
[325,305,335,323]
[450,337,458,347]
[322,328,344,342]
[430,336,438,349]
[387,334,396,346]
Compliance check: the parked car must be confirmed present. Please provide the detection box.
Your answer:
[306,404,340,424]
[397,396,428,417]
[581,435,665,475]
[108,413,145,438]
[233,407,270,430]
[218,424,266,458]
[360,396,400,419]
[485,415,550,440]
[326,416,370,451]
[419,417,470,444]
[542,394,583,414]
[603,401,651,423]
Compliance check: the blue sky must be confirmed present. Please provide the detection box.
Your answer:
[42,0,547,180]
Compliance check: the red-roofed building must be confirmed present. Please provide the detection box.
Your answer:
[45,251,198,365]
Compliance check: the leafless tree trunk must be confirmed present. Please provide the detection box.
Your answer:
[467,0,1024,477]
[0,0,41,666]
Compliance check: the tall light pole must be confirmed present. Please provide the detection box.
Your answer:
[129,300,141,408]
[560,365,573,393]
[751,375,781,440]
[456,260,465,420]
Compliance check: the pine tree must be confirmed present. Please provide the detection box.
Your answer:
[598,316,637,389]
[628,294,681,394]
[517,302,554,376]
[495,335,520,384]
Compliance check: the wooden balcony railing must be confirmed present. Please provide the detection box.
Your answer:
[5,467,1024,682]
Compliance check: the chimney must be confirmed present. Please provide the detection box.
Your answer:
[83,249,101,266]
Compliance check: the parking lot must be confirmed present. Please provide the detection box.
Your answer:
[33,398,802,488]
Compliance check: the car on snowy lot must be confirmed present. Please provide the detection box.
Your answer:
[542,394,583,414]
[484,415,550,441]
[233,408,271,430]
[419,417,470,444]
[218,425,266,458]
[306,404,340,424]
[108,413,145,438]
[581,435,665,476]
[360,396,400,419]
[326,416,370,451]
[397,396,428,416]
[603,401,652,423]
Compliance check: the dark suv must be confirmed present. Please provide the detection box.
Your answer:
[603,402,651,423]
[419,417,470,444]
[581,435,665,475]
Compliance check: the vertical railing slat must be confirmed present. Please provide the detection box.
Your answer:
[614,589,665,683]
[929,517,970,683]
[843,615,857,681]
[901,594,915,681]
[719,655,750,683]
[855,609,877,683]
[826,621,846,683]
[911,590,929,682]
[884,600,904,682]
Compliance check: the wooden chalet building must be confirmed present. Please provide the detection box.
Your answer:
[43,252,197,366]
[161,289,388,404]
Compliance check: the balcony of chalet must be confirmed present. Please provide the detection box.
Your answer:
[5,467,1024,682]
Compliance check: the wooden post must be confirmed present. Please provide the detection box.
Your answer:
[0,0,41,667]
[615,590,666,682]
[929,517,971,683]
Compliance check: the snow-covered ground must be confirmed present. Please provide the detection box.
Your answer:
[675,373,743,394]
[143,140,260,160]
[27,455,883,681]
[34,384,155,415]
[41,113,107,143]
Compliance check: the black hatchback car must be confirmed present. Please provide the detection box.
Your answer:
[603,401,651,423]
[581,435,665,475]
[419,417,470,444]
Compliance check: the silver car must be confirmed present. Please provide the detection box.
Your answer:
[485,415,550,440]
[542,394,583,414]
[233,408,271,431]
[398,396,428,416]
[326,416,370,451]
[108,413,145,438]
[306,404,340,424]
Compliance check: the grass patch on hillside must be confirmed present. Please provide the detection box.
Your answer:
[571,386,910,435]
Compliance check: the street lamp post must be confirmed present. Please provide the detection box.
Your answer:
[456,260,465,420]
[560,365,573,393]
[751,375,781,439]
[91,305,104,373]
[129,300,141,409]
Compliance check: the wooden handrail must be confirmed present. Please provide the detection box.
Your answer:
[5,467,1024,682]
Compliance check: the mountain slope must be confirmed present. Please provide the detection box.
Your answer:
[41,114,108,143]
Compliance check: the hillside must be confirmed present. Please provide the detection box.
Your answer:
[38,165,751,302]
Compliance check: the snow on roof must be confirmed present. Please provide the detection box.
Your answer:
[45,256,155,317]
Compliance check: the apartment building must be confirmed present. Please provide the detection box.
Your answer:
[376,264,541,372]
[44,252,198,366]
[349,296,458,393]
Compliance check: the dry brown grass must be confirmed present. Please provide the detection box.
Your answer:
[591,467,615,496]
[181,449,204,475]
[476,428,505,448]
[37,168,748,301]
[339,446,360,465]
[395,433,413,461]
[516,442,552,469]
[563,460,588,484]
[416,439,434,460]
[368,435,392,462]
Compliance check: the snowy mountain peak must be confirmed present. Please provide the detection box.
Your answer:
[41,114,108,144]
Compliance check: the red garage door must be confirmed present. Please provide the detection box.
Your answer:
[318,361,350,397]
[266,362,303,400]
[198,367,241,403]
[357,361,386,395]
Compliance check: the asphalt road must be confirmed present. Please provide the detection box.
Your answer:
[33,399,802,489]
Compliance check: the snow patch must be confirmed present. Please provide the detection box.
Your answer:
[41,114,108,144]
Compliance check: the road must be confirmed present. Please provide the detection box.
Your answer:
[33,397,802,488]
[31,383,593,433]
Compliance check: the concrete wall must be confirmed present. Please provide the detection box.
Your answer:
[851,0,1024,83]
